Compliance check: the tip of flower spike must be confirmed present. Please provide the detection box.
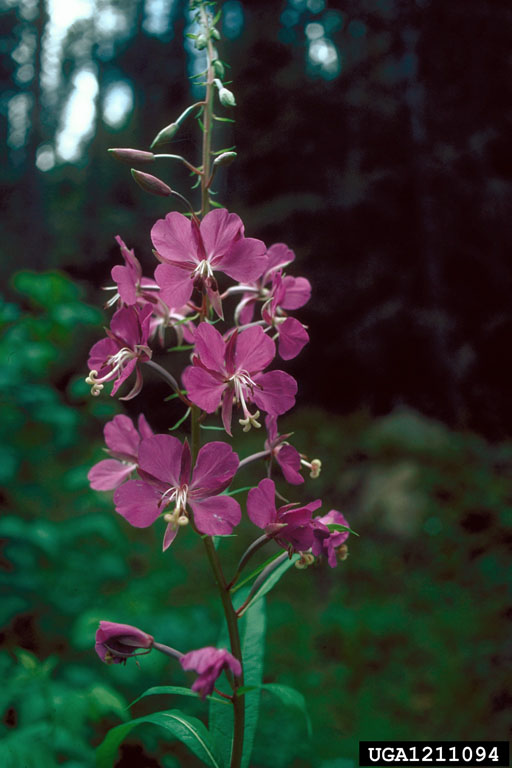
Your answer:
[131,169,173,197]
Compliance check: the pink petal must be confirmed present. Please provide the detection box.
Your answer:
[252,370,297,416]
[235,326,275,373]
[137,413,154,440]
[265,414,278,445]
[88,459,135,491]
[110,306,141,348]
[194,322,226,373]
[276,444,304,485]
[220,237,267,283]
[221,388,234,436]
[110,358,137,396]
[151,211,197,264]
[191,442,239,496]
[155,263,194,309]
[200,209,243,261]
[87,337,117,375]
[137,434,183,486]
[266,243,295,273]
[104,414,140,458]
[247,478,277,529]
[189,494,241,536]
[280,276,312,310]
[277,317,309,360]
[114,479,162,527]
[182,366,226,413]
[112,264,138,305]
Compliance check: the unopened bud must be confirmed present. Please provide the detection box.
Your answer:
[131,169,172,197]
[213,59,225,79]
[213,151,237,168]
[218,87,236,108]
[195,33,207,50]
[150,123,180,149]
[108,148,155,164]
[211,28,221,40]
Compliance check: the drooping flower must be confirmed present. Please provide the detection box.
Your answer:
[86,304,152,399]
[88,413,153,491]
[152,208,267,316]
[182,322,297,435]
[264,415,303,485]
[311,510,350,568]
[180,646,242,699]
[246,478,320,553]
[114,435,241,549]
[95,621,154,664]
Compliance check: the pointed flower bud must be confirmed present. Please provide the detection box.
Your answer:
[95,621,154,665]
[213,151,237,168]
[131,169,173,197]
[150,123,180,149]
[109,148,155,164]
[195,33,207,50]
[218,86,236,108]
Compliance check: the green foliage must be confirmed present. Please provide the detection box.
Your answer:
[96,709,223,768]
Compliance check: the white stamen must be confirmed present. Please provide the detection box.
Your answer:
[192,259,214,280]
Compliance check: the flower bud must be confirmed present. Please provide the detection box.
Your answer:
[131,169,172,197]
[195,33,207,50]
[213,59,225,79]
[108,148,155,164]
[213,151,237,168]
[211,28,221,40]
[95,621,154,665]
[218,87,236,108]
[150,122,180,149]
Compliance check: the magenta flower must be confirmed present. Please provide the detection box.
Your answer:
[235,242,311,326]
[247,478,320,552]
[182,323,297,435]
[264,415,303,485]
[311,510,350,568]
[95,621,154,664]
[86,304,152,399]
[114,435,241,549]
[88,413,153,491]
[152,208,267,316]
[261,272,309,360]
[180,646,242,699]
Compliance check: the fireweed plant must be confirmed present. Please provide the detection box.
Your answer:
[87,3,352,766]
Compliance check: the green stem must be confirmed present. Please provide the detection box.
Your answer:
[200,4,215,217]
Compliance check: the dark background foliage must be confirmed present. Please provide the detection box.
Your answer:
[1,1,511,766]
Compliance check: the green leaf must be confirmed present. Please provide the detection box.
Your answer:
[209,198,226,209]
[167,344,195,352]
[240,599,267,768]
[211,146,236,155]
[327,523,359,537]
[213,116,235,123]
[169,408,191,431]
[230,551,282,594]
[96,709,221,768]
[164,391,187,402]
[222,486,254,497]
[237,555,299,617]
[208,628,232,767]
[130,685,230,708]
[200,424,225,431]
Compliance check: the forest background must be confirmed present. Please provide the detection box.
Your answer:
[1,0,511,766]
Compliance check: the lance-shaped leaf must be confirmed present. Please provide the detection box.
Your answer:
[236,553,300,617]
[237,682,312,738]
[96,709,222,768]
[129,685,230,709]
